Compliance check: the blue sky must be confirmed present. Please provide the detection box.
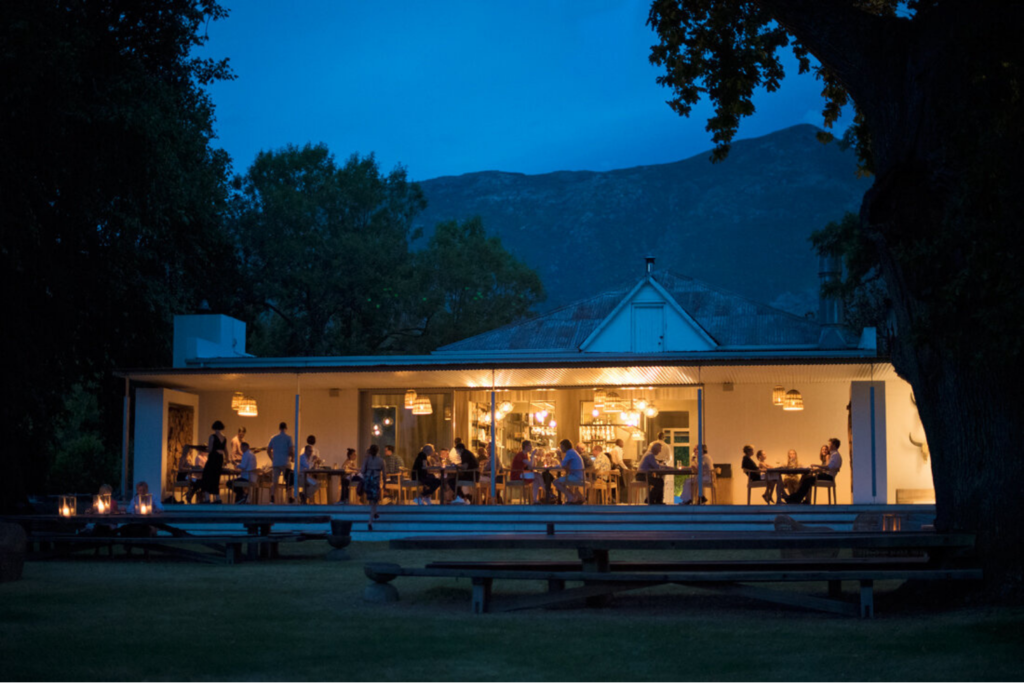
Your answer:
[196,0,844,181]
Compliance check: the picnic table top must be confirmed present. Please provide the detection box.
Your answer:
[2,513,332,525]
[390,530,975,551]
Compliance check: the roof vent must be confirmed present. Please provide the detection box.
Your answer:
[645,257,656,274]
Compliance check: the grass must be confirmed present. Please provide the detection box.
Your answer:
[1,542,1022,681]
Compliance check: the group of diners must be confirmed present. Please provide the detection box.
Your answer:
[740,438,843,504]
[176,421,338,505]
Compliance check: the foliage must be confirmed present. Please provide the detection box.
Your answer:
[46,384,119,493]
[0,0,237,499]
[230,145,544,356]
[408,217,545,352]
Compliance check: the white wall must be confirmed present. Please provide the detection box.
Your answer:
[133,388,199,501]
[196,388,359,468]
[584,281,714,352]
[704,382,853,504]
[884,376,935,500]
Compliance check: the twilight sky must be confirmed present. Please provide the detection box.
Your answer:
[196,0,846,181]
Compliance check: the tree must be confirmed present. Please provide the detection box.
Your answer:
[409,217,545,352]
[648,0,1024,595]
[229,144,427,356]
[1,0,236,506]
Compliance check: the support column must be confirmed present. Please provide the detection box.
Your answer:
[850,381,887,504]
[294,376,301,502]
[489,388,497,503]
[121,377,131,498]
[696,386,704,504]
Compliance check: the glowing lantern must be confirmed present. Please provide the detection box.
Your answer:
[237,397,258,417]
[138,493,153,515]
[231,392,245,411]
[412,397,433,415]
[645,405,660,418]
[783,389,804,411]
[59,495,76,517]
[772,386,786,407]
[94,493,111,515]
[636,398,649,411]
[405,390,417,410]
[499,401,514,414]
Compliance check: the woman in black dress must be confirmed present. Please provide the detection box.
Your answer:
[200,420,228,504]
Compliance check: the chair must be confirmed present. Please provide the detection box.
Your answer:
[397,470,422,505]
[812,477,836,504]
[169,475,191,504]
[689,467,720,504]
[455,470,482,504]
[504,478,530,505]
[231,478,259,505]
[744,469,768,504]
[587,472,615,505]
[628,479,649,505]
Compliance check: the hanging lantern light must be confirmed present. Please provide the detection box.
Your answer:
[772,386,786,407]
[645,404,659,418]
[480,412,492,425]
[237,397,258,417]
[548,419,557,429]
[412,397,433,415]
[231,392,245,411]
[499,401,514,414]
[404,390,417,410]
[783,389,804,411]
[372,424,382,436]
[636,398,649,411]
[591,408,600,419]
[593,389,606,410]
[535,409,549,422]
[383,417,393,426]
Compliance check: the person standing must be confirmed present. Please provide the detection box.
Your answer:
[686,444,714,505]
[268,422,294,504]
[229,427,246,465]
[362,444,386,529]
[198,420,228,504]
[552,439,585,504]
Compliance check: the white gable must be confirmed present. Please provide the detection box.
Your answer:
[580,279,716,353]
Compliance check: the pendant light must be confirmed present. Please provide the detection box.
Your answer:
[231,392,245,411]
[783,389,804,411]
[237,396,258,417]
[404,390,417,410]
[772,386,786,407]
[412,397,433,415]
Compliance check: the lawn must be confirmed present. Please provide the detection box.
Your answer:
[1,542,1022,681]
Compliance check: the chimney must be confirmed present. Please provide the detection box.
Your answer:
[645,257,656,275]
[817,254,847,348]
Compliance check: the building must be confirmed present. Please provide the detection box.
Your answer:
[119,260,934,506]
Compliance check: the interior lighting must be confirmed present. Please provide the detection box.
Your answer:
[548,420,557,429]
[535,410,549,422]
[405,390,417,410]
[783,389,804,411]
[412,397,433,415]
[636,398,649,411]
[500,401,514,414]
[238,397,258,417]
[772,386,786,407]
[592,408,600,418]
[231,392,244,411]
[645,405,660,418]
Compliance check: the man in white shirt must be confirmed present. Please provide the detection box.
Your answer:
[684,445,714,505]
[268,422,294,504]
[785,437,843,504]
[229,427,246,465]
[229,442,258,504]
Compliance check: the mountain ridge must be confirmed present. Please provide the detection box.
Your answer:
[413,124,872,316]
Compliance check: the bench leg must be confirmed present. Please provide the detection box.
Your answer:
[580,548,611,608]
[472,578,493,614]
[548,579,565,593]
[859,580,874,618]
[829,580,842,598]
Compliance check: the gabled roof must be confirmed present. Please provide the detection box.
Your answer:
[435,270,827,354]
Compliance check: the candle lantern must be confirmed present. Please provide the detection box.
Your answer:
[94,493,112,515]
[59,495,77,517]
[138,493,153,516]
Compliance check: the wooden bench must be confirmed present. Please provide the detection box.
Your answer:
[29,532,304,564]
[365,531,980,617]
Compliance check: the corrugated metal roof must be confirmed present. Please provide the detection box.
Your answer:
[437,270,827,353]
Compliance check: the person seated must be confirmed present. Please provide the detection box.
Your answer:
[740,444,769,503]
[382,445,403,476]
[298,444,321,504]
[341,448,360,503]
[782,449,802,496]
[637,443,671,504]
[756,449,781,504]
[127,481,164,514]
[534,448,559,503]
[683,445,714,505]
[590,445,611,481]
[784,438,843,504]
[478,445,503,503]
[185,445,208,504]
[450,443,478,504]
[412,444,441,505]
[552,440,586,504]
[228,441,258,504]
[121,481,165,538]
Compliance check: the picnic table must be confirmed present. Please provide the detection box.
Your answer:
[6,512,331,564]
[366,531,981,617]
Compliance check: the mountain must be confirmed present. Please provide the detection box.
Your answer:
[412,124,872,316]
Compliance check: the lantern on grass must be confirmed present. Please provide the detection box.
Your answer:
[783,389,804,411]
[59,495,77,517]
[138,493,153,516]
[94,493,112,515]
[772,386,786,407]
